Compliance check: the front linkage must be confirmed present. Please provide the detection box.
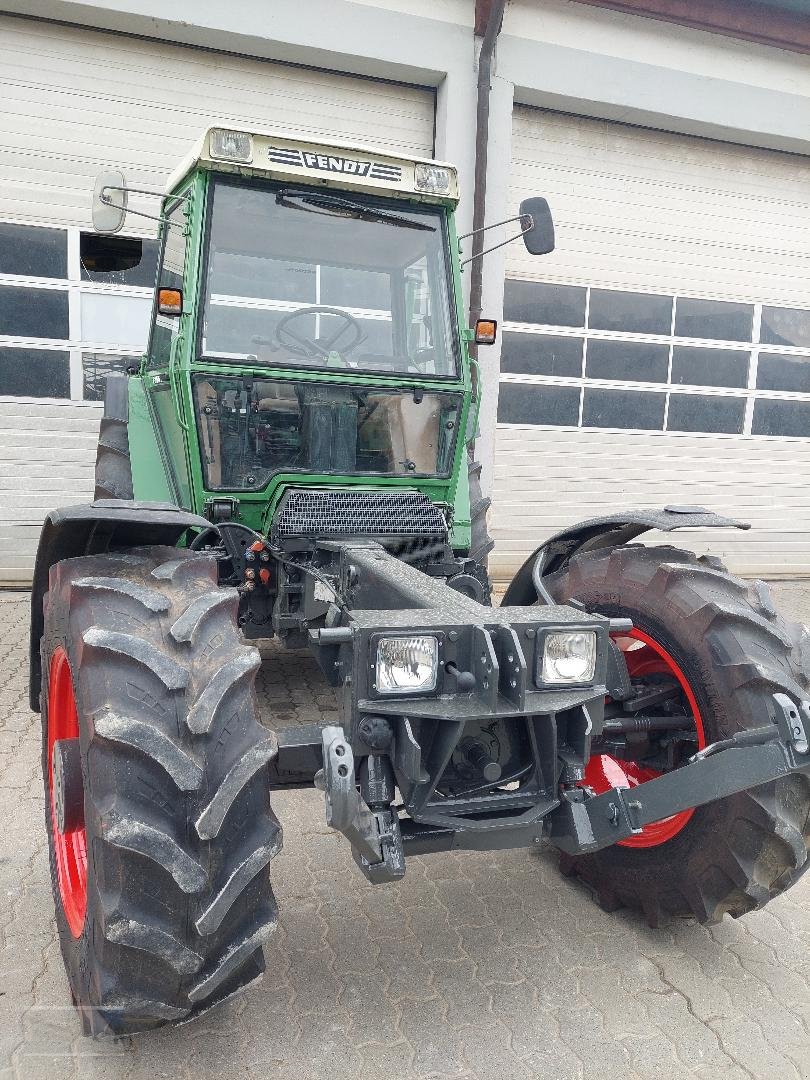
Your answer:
[263,523,810,883]
[318,683,810,878]
[550,692,809,854]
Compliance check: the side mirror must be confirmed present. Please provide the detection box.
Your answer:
[519,197,555,255]
[92,171,128,234]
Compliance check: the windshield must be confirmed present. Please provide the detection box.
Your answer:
[193,375,461,491]
[201,180,458,377]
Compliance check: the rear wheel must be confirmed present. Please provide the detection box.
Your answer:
[546,543,810,924]
[41,547,281,1035]
[93,414,133,500]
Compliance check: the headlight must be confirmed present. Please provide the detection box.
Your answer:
[541,630,597,685]
[209,128,253,163]
[375,635,438,695]
[415,163,451,194]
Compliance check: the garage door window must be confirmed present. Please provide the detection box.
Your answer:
[0,222,67,279]
[0,346,70,398]
[499,279,810,439]
[0,219,148,401]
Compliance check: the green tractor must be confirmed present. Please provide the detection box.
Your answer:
[30,127,810,1036]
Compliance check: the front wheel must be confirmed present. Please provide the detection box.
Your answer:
[546,543,810,925]
[41,547,281,1035]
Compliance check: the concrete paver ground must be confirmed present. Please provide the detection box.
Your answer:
[1,580,810,1080]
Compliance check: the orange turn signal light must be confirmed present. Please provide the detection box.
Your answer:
[474,319,497,345]
[158,288,183,317]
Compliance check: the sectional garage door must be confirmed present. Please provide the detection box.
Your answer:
[490,106,810,583]
[0,14,435,584]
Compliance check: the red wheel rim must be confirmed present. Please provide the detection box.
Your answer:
[584,627,706,848]
[47,647,87,937]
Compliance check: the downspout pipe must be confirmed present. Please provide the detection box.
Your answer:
[468,0,507,334]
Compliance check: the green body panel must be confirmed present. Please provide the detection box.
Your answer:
[127,377,174,502]
[134,167,477,553]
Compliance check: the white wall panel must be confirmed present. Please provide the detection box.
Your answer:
[507,108,810,306]
[0,400,100,583]
[493,107,810,582]
[0,16,434,232]
[490,425,810,582]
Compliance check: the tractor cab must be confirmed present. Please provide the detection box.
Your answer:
[96,129,484,544]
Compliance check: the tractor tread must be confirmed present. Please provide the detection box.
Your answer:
[81,628,188,690]
[175,953,265,1026]
[151,554,217,582]
[195,737,278,839]
[196,829,283,935]
[103,813,208,894]
[42,550,281,1036]
[467,455,494,596]
[187,918,277,1004]
[93,707,203,791]
[186,650,261,734]
[170,589,238,643]
[104,917,204,976]
[73,577,171,613]
[99,997,189,1023]
[93,416,134,501]
[546,543,810,925]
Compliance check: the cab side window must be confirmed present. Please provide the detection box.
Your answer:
[149,199,188,367]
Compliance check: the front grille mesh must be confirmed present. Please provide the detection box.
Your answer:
[272,489,448,541]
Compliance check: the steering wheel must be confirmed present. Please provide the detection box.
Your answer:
[274,305,364,362]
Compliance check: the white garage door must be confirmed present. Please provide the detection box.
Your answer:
[491,106,810,583]
[0,15,435,584]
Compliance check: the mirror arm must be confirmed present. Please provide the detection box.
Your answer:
[98,186,190,231]
[99,198,183,232]
[459,217,533,267]
[457,214,528,242]
[101,185,191,201]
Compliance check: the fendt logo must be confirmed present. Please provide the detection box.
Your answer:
[266,145,403,183]
[303,152,372,175]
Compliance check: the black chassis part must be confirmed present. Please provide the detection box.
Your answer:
[398,712,810,855]
[549,694,810,854]
[272,531,810,871]
[28,500,212,710]
[302,539,612,833]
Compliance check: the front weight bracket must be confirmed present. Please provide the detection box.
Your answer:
[319,725,405,881]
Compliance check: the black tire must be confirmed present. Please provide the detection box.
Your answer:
[94,416,133,500]
[41,547,281,1035]
[467,456,494,603]
[546,543,810,925]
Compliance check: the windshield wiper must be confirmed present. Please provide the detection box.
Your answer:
[276,190,435,231]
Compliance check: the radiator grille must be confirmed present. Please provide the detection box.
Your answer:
[272,489,448,541]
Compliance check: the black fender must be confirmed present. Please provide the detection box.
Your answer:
[29,500,211,710]
[500,505,750,608]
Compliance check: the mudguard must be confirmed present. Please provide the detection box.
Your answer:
[500,505,750,608]
[29,500,211,710]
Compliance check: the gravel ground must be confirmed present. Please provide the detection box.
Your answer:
[1,580,809,1080]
